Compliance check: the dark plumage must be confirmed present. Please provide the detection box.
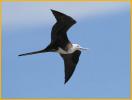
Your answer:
[19,9,83,84]
[60,50,81,84]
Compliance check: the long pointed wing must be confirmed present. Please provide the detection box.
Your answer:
[51,9,76,50]
[60,50,81,84]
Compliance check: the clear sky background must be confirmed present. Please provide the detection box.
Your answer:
[2,2,130,98]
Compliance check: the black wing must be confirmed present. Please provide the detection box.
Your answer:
[60,50,81,84]
[51,9,76,50]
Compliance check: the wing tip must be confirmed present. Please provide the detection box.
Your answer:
[64,76,71,84]
[64,79,68,84]
[50,9,59,15]
[50,9,55,12]
[50,9,76,24]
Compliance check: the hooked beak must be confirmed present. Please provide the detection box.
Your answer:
[79,47,89,51]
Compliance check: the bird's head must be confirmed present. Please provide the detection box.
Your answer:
[73,44,89,51]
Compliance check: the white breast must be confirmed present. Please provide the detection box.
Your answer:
[57,47,75,54]
[57,48,68,54]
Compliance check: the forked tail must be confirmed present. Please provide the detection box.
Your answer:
[18,43,56,56]
[18,49,46,56]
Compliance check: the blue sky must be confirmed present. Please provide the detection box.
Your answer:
[2,2,130,98]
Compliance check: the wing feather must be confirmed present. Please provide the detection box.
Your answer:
[51,9,76,50]
[60,50,81,84]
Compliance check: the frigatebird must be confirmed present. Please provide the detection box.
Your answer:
[19,9,88,84]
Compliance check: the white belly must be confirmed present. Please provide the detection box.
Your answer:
[57,48,68,54]
[57,47,75,54]
[56,44,79,54]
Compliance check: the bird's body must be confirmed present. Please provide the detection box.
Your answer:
[56,44,79,54]
[19,9,88,84]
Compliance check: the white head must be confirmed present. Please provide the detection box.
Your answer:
[73,44,89,51]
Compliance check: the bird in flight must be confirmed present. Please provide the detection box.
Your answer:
[19,9,89,84]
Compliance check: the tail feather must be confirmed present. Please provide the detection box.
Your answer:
[18,44,55,56]
[18,50,46,56]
